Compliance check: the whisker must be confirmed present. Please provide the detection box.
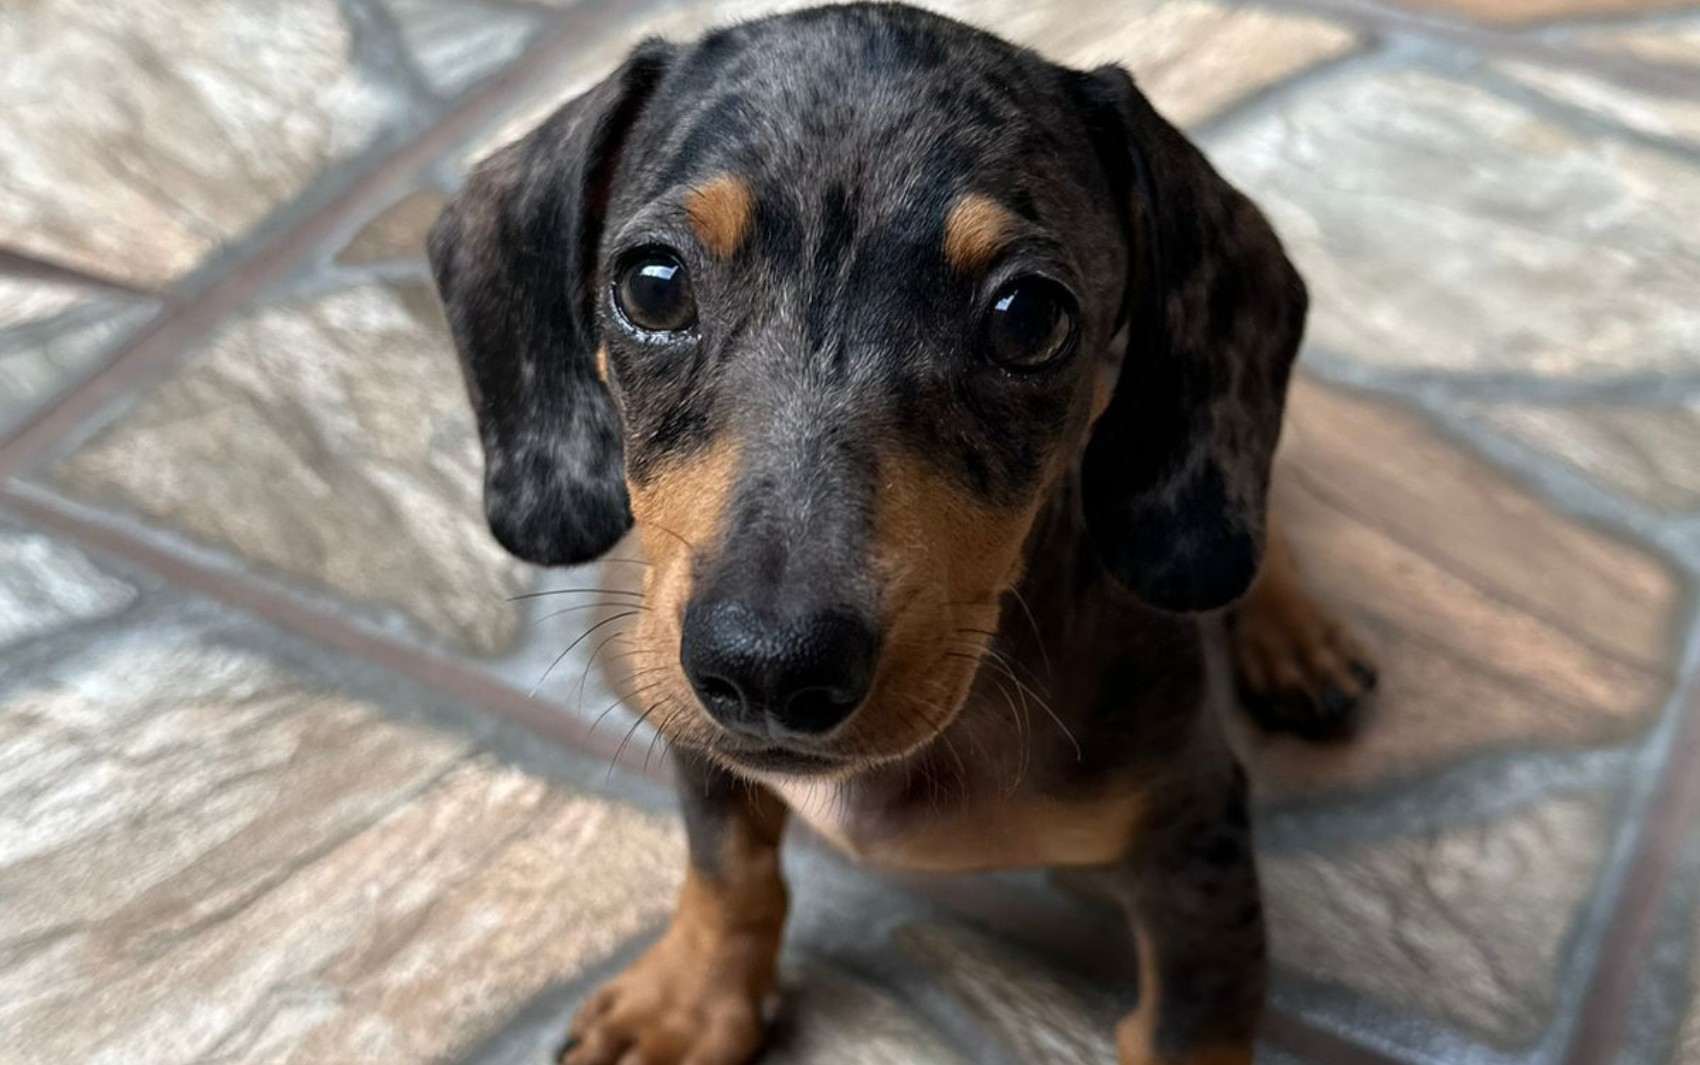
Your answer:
[646,702,696,773]
[586,677,666,737]
[529,610,640,697]
[1006,587,1055,681]
[574,629,630,715]
[638,519,695,553]
[972,667,1033,795]
[534,602,650,626]
[507,587,645,602]
[608,700,664,782]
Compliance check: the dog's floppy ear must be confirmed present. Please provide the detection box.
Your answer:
[428,42,673,566]
[1068,65,1306,612]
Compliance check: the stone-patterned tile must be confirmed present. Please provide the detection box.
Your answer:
[1266,792,1614,1047]
[1385,0,1697,21]
[0,298,156,438]
[896,923,1320,1064]
[929,0,1357,128]
[383,0,544,96]
[765,963,966,1064]
[0,616,683,1065]
[1235,379,1678,799]
[1681,973,1700,1065]
[1499,20,1700,148]
[1208,67,1700,378]
[899,924,1120,1065]
[0,0,397,288]
[1461,400,1700,514]
[53,281,533,655]
[336,189,449,266]
[0,276,96,331]
[460,0,1354,163]
[0,526,135,649]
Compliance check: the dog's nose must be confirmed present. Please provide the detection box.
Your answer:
[680,598,878,738]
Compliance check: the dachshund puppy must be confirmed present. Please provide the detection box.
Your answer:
[429,5,1376,1062]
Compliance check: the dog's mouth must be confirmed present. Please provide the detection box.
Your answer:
[712,742,851,777]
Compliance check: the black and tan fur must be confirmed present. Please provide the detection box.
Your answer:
[429,6,1377,1063]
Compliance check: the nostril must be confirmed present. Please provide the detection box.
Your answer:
[780,685,862,736]
[698,675,740,709]
[681,595,879,737]
[690,671,747,722]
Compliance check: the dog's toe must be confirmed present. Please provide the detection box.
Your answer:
[1230,603,1377,743]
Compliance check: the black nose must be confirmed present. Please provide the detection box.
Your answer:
[680,598,879,738]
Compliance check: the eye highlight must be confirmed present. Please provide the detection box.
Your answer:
[614,248,696,333]
[983,278,1077,370]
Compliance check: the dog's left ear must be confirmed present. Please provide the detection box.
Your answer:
[428,42,674,567]
[1067,65,1307,613]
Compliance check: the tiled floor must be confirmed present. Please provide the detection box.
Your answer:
[0,1,1697,1063]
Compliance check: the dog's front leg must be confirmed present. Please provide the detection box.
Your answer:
[1112,767,1265,1065]
[563,752,789,1065]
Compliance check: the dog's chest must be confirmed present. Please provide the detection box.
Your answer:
[758,769,1142,873]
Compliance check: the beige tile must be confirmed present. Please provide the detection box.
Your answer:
[926,0,1357,127]
[1681,967,1700,1064]
[1499,19,1700,147]
[0,297,154,437]
[1237,380,1678,799]
[459,0,1353,164]
[901,924,1118,1065]
[54,281,533,654]
[1209,67,1700,378]
[770,962,966,1064]
[1386,0,1696,22]
[1464,401,1700,514]
[384,0,541,95]
[0,626,683,1065]
[0,0,394,287]
[1265,793,1613,1046]
[0,526,134,648]
[0,277,91,331]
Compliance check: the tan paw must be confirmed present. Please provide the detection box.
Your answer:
[560,932,771,1065]
[1229,591,1377,742]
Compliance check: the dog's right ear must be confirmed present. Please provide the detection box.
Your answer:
[428,41,673,566]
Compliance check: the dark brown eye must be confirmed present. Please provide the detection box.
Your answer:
[615,249,695,333]
[984,278,1077,370]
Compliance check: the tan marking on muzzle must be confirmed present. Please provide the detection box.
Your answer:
[943,194,1017,274]
[684,174,755,260]
[850,449,1043,756]
[628,437,743,582]
[595,344,610,385]
[625,438,745,744]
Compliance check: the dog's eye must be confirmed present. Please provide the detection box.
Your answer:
[614,250,696,333]
[984,279,1077,370]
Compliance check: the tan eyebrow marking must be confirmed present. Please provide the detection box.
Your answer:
[684,174,755,260]
[943,193,1018,273]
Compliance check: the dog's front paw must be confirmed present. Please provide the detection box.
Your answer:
[1228,590,1377,742]
[560,929,771,1065]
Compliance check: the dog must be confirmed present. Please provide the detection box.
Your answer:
[428,5,1378,1062]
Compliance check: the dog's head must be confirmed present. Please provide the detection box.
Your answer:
[429,4,1305,778]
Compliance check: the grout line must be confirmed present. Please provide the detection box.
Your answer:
[1561,679,1700,1065]
[0,0,640,481]
[0,480,668,785]
[3,477,1425,1065]
[0,249,156,299]
[1264,1011,1416,1065]
[1239,0,1700,99]
[1301,350,1700,410]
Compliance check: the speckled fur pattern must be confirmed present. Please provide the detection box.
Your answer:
[427,6,1368,1064]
